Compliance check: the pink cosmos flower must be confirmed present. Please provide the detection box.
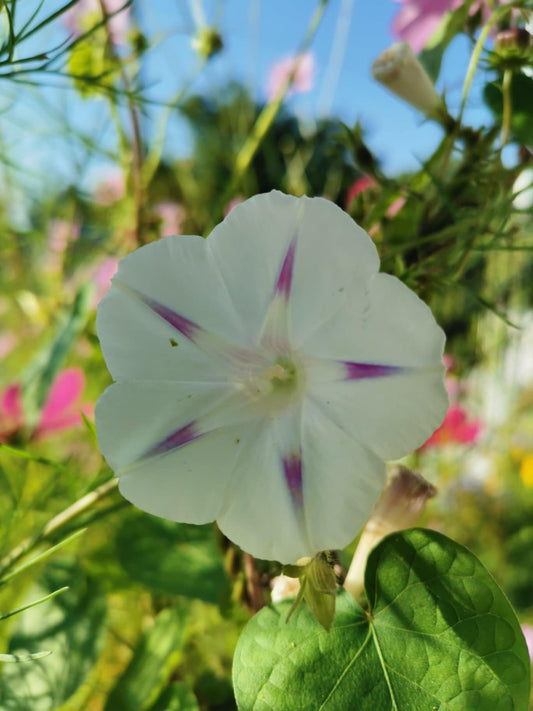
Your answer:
[266,52,315,101]
[94,168,126,206]
[420,401,482,449]
[0,332,17,360]
[419,357,482,450]
[345,175,406,230]
[345,176,378,209]
[0,369,90,442]
[391,0,500,54]
[154,202,186,238]
[64,0,131,46]
[92,257,119,305]
[224,196,245,216]
[48,219,80,253]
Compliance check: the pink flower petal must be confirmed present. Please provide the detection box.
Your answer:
[266,52,315,101]
[0,383,25,441]
[419,400,482,450]
[39,369,86,428]
[1,384,23,421]
[391,0,499,53]
[93,257,119,305]
[345,176,378,208]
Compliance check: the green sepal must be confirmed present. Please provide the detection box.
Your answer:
[285,552,337,631]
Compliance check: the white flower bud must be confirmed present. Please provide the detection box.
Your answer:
[344,466,436,600]
[371,42,444,119]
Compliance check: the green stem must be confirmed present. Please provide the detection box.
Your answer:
[459,3,512,121]
[501,68,512,146]
[205,0,330,234]
[98,0,145,246]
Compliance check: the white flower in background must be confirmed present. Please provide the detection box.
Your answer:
[95,191,447,564]
[371,41,444,119]
[513,167,533,211]
[271,574,301,603]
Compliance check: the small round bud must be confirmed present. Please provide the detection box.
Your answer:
[192,27,223,61]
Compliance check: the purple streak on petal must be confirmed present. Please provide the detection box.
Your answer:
[145,421,203,458]
[344,362,406,380]
[282,453,303,508]
[275,238,297,299]
[140,293,199,341]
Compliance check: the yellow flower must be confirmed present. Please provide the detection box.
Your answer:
[520,455,533,487]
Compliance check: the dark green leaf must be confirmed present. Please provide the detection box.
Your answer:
[115,513,227,603]
[233,528,530,710]
[484,73,533,146]
[105,605,189,711]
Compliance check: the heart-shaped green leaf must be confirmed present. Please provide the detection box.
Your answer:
[233,528,530,710]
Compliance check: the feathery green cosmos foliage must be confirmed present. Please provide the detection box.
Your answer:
[234,529,531,710]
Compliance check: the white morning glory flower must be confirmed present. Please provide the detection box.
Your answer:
[95,191,447,564]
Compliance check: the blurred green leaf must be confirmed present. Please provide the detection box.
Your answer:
[115,513,228,603]
[105,605,189,711]
[0,557,107,711]
[0,586,68,621]
[484,73,533,146]
[233,528,530,710]
[0,529,86,584]
[20,284,93,429]
[0,443,63,467]
[149,681,199,711]
[0,651,51,663]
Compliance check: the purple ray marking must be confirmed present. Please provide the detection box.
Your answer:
[139,292,199,341]
[343,362,406,380]
[145,421,204,458]
[282,453,303,507]
[275,238,297,299]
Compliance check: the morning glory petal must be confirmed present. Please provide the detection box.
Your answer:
[96,192,448,563]
[97,233,249,382]
[301,396,387,554]
[207,191,303,344]
[95,380,256,523]
[302,272,445,366]
[287,194,380,347]
[217,413,311,564]
[310,369,447,461]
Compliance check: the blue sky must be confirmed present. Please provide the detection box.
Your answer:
[0,0,496,199]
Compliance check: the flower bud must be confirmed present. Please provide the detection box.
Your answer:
[344,466,436,600]
[192,27,223,61]
[495,28,532,55]
[371,42,445,120]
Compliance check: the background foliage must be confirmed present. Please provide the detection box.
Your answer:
[0,0,533,708]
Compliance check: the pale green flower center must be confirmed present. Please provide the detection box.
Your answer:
[242,356,305,414]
